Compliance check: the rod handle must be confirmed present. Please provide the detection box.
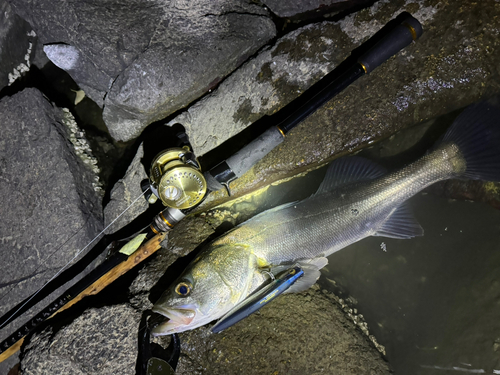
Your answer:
[205,126,284,191]
[358,13,423,74]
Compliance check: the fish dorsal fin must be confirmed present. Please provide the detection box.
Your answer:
[280,257,328,294]
[374,202,424,239]
[316,156,386,195]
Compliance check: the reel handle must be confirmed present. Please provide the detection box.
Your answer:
[358,13,423,74]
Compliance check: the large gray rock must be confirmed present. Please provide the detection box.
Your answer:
[0,88,102,373]
[171,286,390,374]
[21,305,141,375]
[0,2,37,90]
[169,0,500,206]
[9,0,276,142]
[263,0,372,20]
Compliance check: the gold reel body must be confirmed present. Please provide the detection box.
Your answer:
[149,148,207,209]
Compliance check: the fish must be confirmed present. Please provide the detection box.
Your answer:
[151,100,500,336]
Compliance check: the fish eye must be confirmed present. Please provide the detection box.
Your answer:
[175,282,192,296]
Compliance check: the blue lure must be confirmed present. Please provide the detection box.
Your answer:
[211,265,304,333]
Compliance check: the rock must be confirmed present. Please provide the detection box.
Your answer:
[427,180,500,210]
[0,88,102,373]
[9,0,277,142]
[169,0,500,208]
[0,2,37,90]
[103,144,149,234]
[164,286,390,374]
[21,305,141,375]
[262,0,372,20]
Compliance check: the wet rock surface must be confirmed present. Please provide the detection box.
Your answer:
[8,0,276,142]
[21,305,141,375]
[427,180,500,210]
[0,2,37,90]
[263,0,372,20]
[168,285,390,375]
[0,88,102,373]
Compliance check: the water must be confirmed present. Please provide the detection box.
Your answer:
[320,193,500,374]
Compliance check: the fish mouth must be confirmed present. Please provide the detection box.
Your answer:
[150,305,196,336]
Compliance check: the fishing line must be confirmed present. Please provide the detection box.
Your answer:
[0,189,149,330]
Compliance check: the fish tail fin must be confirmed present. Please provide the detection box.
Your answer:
[441,100,500,181]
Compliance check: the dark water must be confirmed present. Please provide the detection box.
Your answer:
[320,193,500,374]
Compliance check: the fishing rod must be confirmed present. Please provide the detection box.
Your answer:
[0,11,423,363]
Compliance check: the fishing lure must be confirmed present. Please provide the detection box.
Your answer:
[212,265,304,333]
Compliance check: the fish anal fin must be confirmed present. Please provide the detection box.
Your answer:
[316,156,386,195]
[281,257,328,294]
[375,203,424,239]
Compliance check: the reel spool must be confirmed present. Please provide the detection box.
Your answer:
[148,147,207,210]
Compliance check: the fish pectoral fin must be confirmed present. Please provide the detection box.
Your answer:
[282,258,328,294]
[374,202,424,239]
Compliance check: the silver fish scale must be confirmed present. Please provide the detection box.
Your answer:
[225,144,465,265]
